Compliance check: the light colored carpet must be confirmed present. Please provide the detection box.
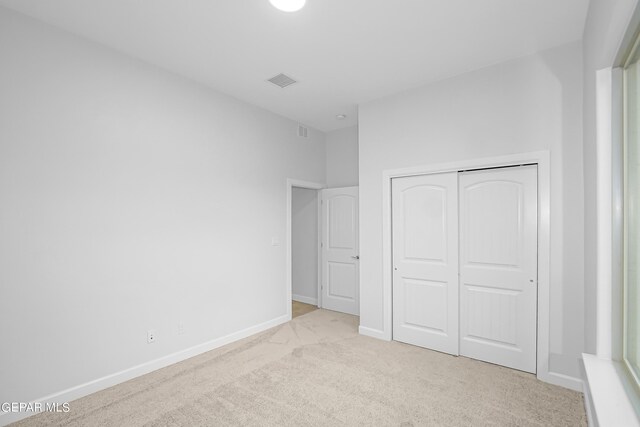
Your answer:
[292,300,317,319]
[14,309,586,426]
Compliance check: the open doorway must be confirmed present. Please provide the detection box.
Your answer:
[291,186,320,318]
[286,179,323,320]
[286,179,360,320]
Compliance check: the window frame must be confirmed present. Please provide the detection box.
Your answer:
[622,34,640,396]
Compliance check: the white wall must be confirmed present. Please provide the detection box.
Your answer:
[326,126,359,188]
[292,187,318,304]
[359,42,585,379]
[582,0,639,355]
[0,6,325,412]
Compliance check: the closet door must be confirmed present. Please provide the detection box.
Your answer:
[392,172,459,355]
[458,165,538,373]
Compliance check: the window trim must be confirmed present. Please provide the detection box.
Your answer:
[587,64,640,427]
[582,4,640,425]
[622,35,640,396]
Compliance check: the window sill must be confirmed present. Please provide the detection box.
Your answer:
[582,353,640,426]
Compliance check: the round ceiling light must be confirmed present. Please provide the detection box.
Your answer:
[269,0,306,12]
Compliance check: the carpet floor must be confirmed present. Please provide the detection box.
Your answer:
[14,309,586,426]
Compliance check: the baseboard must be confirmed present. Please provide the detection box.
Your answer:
[358,325,390,341]
[537,370,584,392]
[292,294,318,306]
[0,314,290,427]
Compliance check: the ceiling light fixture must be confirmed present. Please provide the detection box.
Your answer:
[269,0,306,12]
[336,114,347,120]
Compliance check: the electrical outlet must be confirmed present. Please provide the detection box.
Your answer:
[177,322,185,335]
[147,329,157,344]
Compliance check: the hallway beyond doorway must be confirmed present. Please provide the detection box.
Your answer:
[292,301,317,319]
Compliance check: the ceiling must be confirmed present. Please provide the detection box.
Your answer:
[0,0,590,132]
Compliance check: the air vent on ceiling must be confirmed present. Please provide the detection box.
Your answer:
[268,73,297,88]
[298,124,309,138]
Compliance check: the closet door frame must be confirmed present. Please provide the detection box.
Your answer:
[376,151,576,391]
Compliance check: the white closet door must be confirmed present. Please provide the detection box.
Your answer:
[458,165,538,373]
[392,172,459,355]
[321,187,359,315]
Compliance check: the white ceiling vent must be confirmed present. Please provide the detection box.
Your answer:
[268,73,297,88]
[298,124,309,138]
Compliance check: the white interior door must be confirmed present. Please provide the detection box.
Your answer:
[392,172,459,355]
[321,187,359,315]
[458,165,538,373]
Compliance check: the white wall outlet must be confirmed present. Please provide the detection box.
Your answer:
[271,237,280,246]
[147,329,157,343]
[177,322,185,335]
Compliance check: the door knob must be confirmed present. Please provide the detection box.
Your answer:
[351,255,360,260]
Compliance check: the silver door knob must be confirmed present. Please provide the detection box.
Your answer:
[351,255,360,260]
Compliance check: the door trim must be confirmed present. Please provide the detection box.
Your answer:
[377,151,579,391]
[286,179,324,321]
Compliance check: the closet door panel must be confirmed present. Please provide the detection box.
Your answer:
[458,166,538,373]
[392,172,459,355]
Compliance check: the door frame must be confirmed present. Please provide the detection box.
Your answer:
[379,151,575,390]
[286,179,324,321]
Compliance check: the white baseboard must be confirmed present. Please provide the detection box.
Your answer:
[358,325,390,341]
[0,314,290,427]
[292,294,318,306]
[537,370,584,392]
